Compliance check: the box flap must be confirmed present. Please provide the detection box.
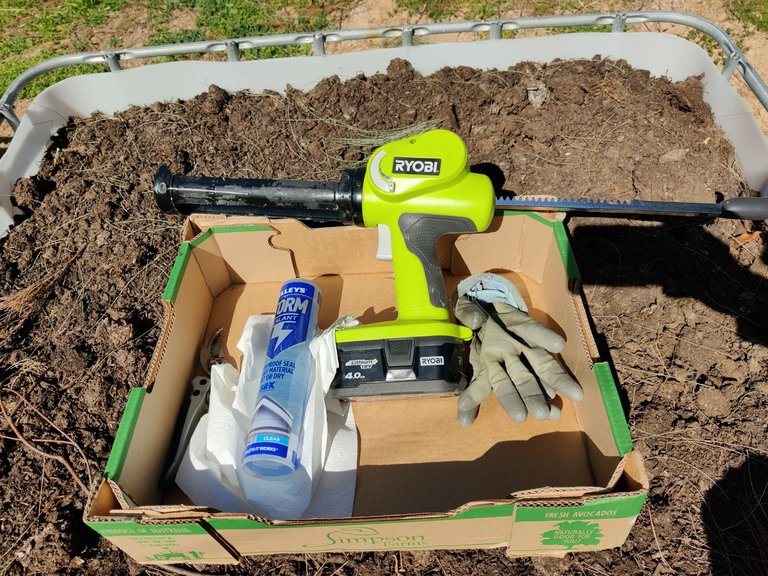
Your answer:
[619,450,650,491]
[211,225,294,284]
[85,517,239,565]
[506,490,647,556]
[184,214,272,239]
[112,242,213,504]
[268,218,393,276]
[86,478,122,518]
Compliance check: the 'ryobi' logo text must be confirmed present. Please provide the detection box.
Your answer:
[392,157,441,175]
[420,356,445,366]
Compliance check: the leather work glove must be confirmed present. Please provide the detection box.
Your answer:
[454,295,584,426]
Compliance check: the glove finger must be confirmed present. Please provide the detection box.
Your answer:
[457,342,492,416]
[485,360,528,423]
[458,373,492,412]
[456,336,490,427]
[457,339,483,426]
[523,347,584,402]
[547,403,562,420]
[457,405,479,427]
[454,296,488,331]
[501,353,552,421]
[494,302,565,353]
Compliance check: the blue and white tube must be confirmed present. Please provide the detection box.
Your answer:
[242,279,321,478]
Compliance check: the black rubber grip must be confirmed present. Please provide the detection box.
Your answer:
[399,213,477,310]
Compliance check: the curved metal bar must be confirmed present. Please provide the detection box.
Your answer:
[1,10,766,133]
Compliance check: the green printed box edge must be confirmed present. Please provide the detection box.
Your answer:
[104,388,146,481]
[515,492,647,523]
[498,211,580,279]
[594,362,633,456]
[520,493,648,553]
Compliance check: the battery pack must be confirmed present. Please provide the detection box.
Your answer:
[331,336,467,399]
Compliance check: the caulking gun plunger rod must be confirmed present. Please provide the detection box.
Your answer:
[153,164,366,223]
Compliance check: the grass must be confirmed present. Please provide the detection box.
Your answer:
[0,0,132,99]
[0,0,351,100]
[0,250,81,346]
[730,0,768,33]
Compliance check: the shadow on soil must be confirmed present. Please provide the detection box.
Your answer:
[703,454,768,576]
[568,220,768,344]
[568,220,768,575]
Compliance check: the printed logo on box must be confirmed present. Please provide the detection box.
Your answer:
[304,527,427,550]
[145,550,206,562]
[541,521,604,549]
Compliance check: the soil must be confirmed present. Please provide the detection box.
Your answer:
[0,57,767,576]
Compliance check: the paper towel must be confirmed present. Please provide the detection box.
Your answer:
[176,316,358,519]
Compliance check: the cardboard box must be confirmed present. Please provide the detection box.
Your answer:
[85,211,648,564]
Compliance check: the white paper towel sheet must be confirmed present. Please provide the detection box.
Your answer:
[176,316,358,519]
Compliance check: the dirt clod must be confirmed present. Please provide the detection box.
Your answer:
[696,387,733,418]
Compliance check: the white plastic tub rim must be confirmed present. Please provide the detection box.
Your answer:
[1,30,767,238]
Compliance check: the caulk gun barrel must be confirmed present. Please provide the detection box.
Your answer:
[153,165,365,223]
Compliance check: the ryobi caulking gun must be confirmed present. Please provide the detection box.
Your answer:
[153,129,495,399]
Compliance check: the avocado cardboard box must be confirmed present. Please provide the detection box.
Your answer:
[84,211,648,565]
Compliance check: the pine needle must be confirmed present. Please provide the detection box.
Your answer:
[0,249,82,345]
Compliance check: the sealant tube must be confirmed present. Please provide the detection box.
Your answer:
[242,279,321,478]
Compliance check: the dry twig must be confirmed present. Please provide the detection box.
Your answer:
[0,387,91,495]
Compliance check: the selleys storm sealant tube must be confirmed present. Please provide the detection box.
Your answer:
[242,279,321,478]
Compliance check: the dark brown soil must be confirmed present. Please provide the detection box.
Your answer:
[1,57,766,576]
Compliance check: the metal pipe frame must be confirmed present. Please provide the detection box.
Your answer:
[2,10,767,132]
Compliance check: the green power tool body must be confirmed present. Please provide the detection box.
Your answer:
[154,130,495,399]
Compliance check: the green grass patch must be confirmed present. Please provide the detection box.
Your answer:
[392,0,528,22]
[192,0,337,59]
[21,0,127,43]
[148,27,208,46]
[390,0,634,24]
[730,0,768,33]
[545,24,613,34]
[686,29,725,64]
[685,26,749,65]
[393,0,465,21]
[0,0,127,99]
[0,0,355,101]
